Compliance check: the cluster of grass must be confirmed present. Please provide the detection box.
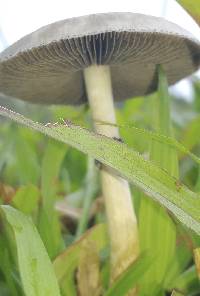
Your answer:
[0,73,200,295]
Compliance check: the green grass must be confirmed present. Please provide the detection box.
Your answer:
[0,68,200,296]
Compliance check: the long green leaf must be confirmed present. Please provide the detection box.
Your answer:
[139,65,177,294]
[14,130,40,185]
[38,140,66,258]
[0,106,200,235]
[1,205,61,296]
[0,237,20,296]
[41,140,67,211]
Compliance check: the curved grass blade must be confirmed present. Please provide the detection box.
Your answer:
[0,106,200,235]
[0,205,61,296]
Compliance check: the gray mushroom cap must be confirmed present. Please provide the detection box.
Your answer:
[0,12,200,105]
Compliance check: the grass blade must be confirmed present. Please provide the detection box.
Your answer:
[194,248,200,279]
[12,184,39,215]
[54,223,107,295]
[75,157,98,239]
[104,254,152,296]
[14,130,40,185]
[139,66,178,293]
[0,106,200,235]
[38,140,67,258]
[53,223,107,282]
[0,205,61,296]
[77,239,102,296]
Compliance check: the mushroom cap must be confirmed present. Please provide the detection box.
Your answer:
[0,12,200,105]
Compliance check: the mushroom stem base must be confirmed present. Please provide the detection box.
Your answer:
[83,65,139,282]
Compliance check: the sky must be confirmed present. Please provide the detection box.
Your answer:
[0,0,200,98]
[1,0,200,45]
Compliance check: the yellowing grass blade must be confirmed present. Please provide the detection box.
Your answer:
[194,248,200,279]
[54,224,107,294]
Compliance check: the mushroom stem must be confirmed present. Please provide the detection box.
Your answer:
[83,65,139,281]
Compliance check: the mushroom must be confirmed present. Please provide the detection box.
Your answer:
[0,12,200,282]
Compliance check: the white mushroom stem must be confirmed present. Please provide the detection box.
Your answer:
[84,65,139,281]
